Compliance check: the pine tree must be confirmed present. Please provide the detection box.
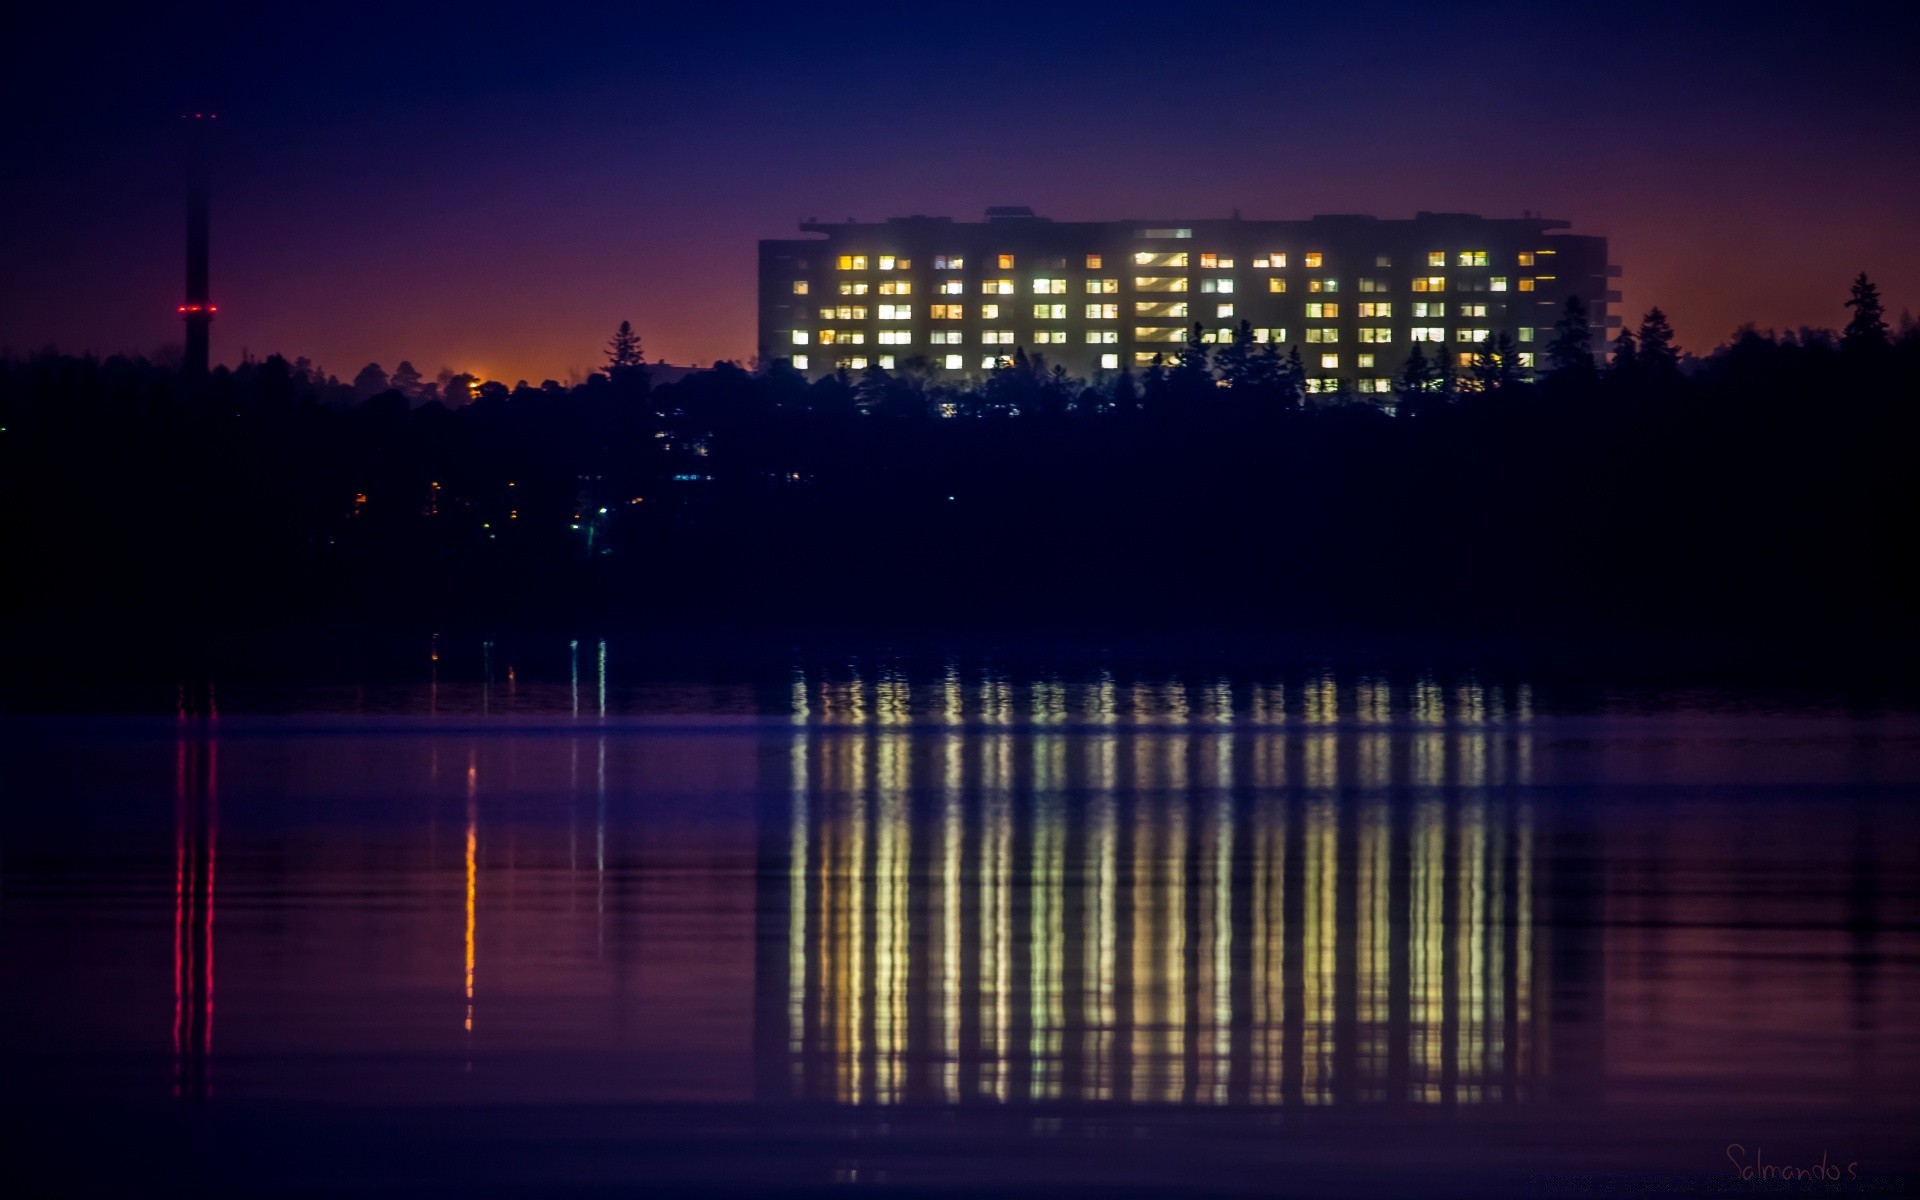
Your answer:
[1843,272,1890,354]
[1636,308,1679,376]
[1397,342,1435,397]
[1609,326,1638,376]
[1546,295,1596,377]
[604,321,644,375]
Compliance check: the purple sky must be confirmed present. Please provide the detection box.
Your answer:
[4,1,1916,383]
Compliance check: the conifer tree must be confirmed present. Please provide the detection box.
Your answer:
[1843,272,1890,353]
[604,321,644,375]
[1636,308,1680,376]
[1546,295,1596,377]
[1609,326,1638,376]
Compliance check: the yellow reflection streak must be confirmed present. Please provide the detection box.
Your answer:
[464,760,477,1036]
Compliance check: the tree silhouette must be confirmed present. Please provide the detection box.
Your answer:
[1636,308,1680,377]
[1843,272,1890,354]
[1609,327,1638,377]
[1546,296,1596,378]
[1397,342,1436,397]
[604,321,644,375]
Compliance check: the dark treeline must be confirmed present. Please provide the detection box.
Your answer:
[5,282,1917,637]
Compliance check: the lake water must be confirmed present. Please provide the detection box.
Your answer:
[5,644,1918,1195]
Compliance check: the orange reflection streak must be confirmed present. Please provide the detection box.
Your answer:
[465,762,477,1035]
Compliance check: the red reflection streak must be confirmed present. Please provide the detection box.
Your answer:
[172,729,218,1097]
[204,740,218,1072]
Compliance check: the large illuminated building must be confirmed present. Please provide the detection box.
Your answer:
[758,209,1616,390]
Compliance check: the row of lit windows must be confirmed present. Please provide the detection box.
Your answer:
[795,323,1537,346]
[787,351,1535,378]
[828,248,1555,274]
[796,276,1542,301]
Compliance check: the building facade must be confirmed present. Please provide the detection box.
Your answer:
[758,209,1616,390]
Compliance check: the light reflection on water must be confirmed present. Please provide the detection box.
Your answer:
[5,653,1919,1193]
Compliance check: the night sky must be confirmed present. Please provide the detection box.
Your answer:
[5,1,1916,384]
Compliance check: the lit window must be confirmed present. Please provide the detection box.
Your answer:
[1426,251,1446,267]
[1085,278,1118,294]
[934,255,965,270]
[1413,302,1445,318]
[1085,330,1119,344]
[943,353,964,369]
[792,354,808,370]
[838,281,869,296]
[1133,326,1185,343]
[1358,327,1392,343]
[1305,302,1339,318]
[1490,277,1509,292]
[981,279,1013,295]
[1216,303,1234,318]
[997,253,1015,269]
[1518,327,1535,343]
[1357,354,1375,368]
[878,255,896,270]
[1457,353,1475,368]
[877,330,911,345]
[1457,251,1488,267]
[1034,330,1068,344]
[1268,278,1287,294]
[1357,302,1392,318]
[1132,352,1164,367]
[878,355,895,369]
[836,255,868,271]
[1411,277,1446,292]
[1134,300,1187,318]
[1460,304,1488,318]
[1364,378,1392,393]
[1134,276,1189,292]
[1518,278,1535,292]
[1085,254,1103,269]
[1032,278,1067,294]
[1198,278,1234,294]
[791,330,809,345]
[1252,327,1287,343]
[1457,328,1489,343]
[1271,253,1288,267]
[1198,253,1234,269]
[1304,252,1324,268]
[1411,327,1445,342]
[1309,279,1338,293]
[930,330,961,345]
[1319,354,1339,369]
[1375,255,1392,268]
[1086,303,1118,319]
[838,305,867,320]
[1517,252,1535,267]
[1138,227,1192,239]
[792,281,809,295]
[938,280,964,295]
[1134,251,1189,268]
[981,355,1002,369]
[878,280,911,295]
[930,304,962,319]
[981,304,1000,319]
[1033,303,1066,319]
[1100,353,1120,369]
[1306,328,1339,343]
[877,304,911,320]
[982,330,1015,345]
[1517,352,1535,368]
[818,328,837,343]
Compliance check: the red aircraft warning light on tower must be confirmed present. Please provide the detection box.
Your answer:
[181,112,217,377]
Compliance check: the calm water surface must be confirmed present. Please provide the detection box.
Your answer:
[5,649,1918,1196]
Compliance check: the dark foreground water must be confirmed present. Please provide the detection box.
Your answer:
[5,648,1919,1196]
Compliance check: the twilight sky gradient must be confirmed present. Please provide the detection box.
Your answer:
[4,1,1917,383]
